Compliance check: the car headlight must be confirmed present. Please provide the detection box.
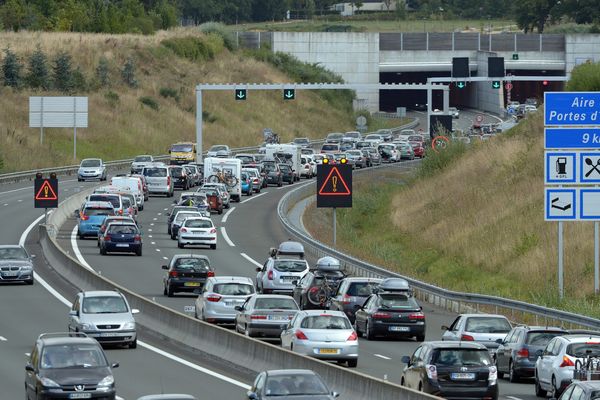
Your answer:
[122,321,135,330]
[80,323,94,330]
[97,375,114,391]
[40,377,60,388]
[20,265,33,272]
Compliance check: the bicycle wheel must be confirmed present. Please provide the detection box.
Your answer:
[225,176,238,188]
[207,175,221,183]
[308,286,329,306]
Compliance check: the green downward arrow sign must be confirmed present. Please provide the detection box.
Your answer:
[492,81,501,89]
[456,82,465,89]
[283,89,295,100]
[235,89,246,100]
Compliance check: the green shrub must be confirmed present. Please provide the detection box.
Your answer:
[161,35,224,62]
[121,56,137,88]
[26,45,50,90]
[199,22,237,51]
[52,51,74,93]
[418,141,467,178]
[566,62,600,91]
[96,56,110,88]
[104,90,119,108]
[139,96,159,111]
[2,47,22,88]
[159,87,179,102]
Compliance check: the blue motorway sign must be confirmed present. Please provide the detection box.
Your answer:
[545,128,600,149]
[545,92,600,126]
[545,188,576,220]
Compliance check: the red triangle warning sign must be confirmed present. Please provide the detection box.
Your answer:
[35,180,58,201]
[318,166,351,196]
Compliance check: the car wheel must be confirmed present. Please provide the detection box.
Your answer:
[347,359,358,368]
[509,361,519,383]
[244,325,251,337]
[178,243,184,249]
[135,248,142,257]
[128,339,137,349]
[163,285,167,296]
[210,244,216,250]
[167,285,174,297]
[552,375,560,398]
[353,320,361,337]
[495,357,504,379]
[167,227,171,235]
[26,278,34,285]
[278,180,283,187]
[218,208,223,215]
[416,334,425,342]
[365,321,374,340]
[100,246,106,255]
[418,382,423,392]
[535,373,547,397]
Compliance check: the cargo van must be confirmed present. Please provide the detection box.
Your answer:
[169,142,196,165]
[265,144,301,182]
[110,176,145,211]
[203,157,242,202]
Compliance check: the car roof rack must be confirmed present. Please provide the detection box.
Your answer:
[38,332,88,339]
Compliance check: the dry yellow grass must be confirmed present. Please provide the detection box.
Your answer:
[0,29,354,171]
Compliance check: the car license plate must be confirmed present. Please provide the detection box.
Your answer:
[184,282,201,287]
[451,372,476,380]
[267,315,287,321]
[389,326,410,332]
[2,272,18,277]
[319,348,340,354]
[281,276,296,281]
[100,332,122,337]
[116,243,129,247]
[69,394,92,399]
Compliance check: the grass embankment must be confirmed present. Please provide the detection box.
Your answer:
[304,111,600,318]
[0,29,355,172]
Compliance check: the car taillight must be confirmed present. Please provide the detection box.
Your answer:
[180,228,187,233]
[267,270,273,280]
[373,312,391,319]
[210,228,216,234]
[516,348,529,358]
[81,214,89,221]
[488,366,498,384]
[167,176,171,186]
[426,364,438,380]
[560,356,575,368]
[295,330,308,340]
[104,235,111,241]
[408,312,425,320]
[118,209,123,215]
[251,315,267,320]
[169,271,178,278]
[341,294,355,305]
[207,271,215,277]
[206,294,221,302]
[461,334,475,341]
[134,234,141,242]
[347,331,358,341]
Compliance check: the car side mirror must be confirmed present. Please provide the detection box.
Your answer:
[235,306,244,312]
[441,325,449,331]
[173,200,177,204]
[353,304,362,310]
[74,209,80,217]
[69,310,78,317]
[111,362,119,368]
[247,392,258,400]
[131,309,140,314]
[25,364,35,372]
[332,392,340,398]
[401,355,411,365]
[495,338,503,344]
[255,267,262,272]
[536,349,543,358]
[162,265,169,270]
[292,280,298,286]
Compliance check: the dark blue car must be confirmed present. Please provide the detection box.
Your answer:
[99,222,142,256]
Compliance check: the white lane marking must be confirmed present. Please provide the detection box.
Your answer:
[221,207,236,223]
[71,226,94,271]
[0,336,7,341]
[21,214,251,390]
[374,354,391,360]
[153,217,157,221]
[156,248,161,252]
[150,223,154,226]
[241,192,267,203]
[3,203,7,206]
[506,397,524,400]
[148,235,153,238]
[163,208,168,211]
[18,199,23,202]
[25,353,30,357]
[148,228,153,232]
[162,256,168,260]
[240,253,262,268]
[157,213,162,216]
[151,242,156,245]
[220,227,235,247]
[116,396,125,400]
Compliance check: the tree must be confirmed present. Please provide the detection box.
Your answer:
[26,45,50,90]
[383,0,393,10]
[513,0,559,33]
[395,0,407,19]
[0,0,27,31]
[121,56,138,88]
[52,51,74,93]
[96,56,110,87]
[566,62,600,92]
[2,47,23,88]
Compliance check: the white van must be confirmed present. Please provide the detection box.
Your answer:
[265,144,302,182]
[142,163,174,197]
[203,157,242,202]
[110,176,145,211]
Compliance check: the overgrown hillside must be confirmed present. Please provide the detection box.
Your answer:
[0,29,354,172]
[305,112,600,316]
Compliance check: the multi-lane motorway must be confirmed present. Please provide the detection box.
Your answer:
[0,110,538,399]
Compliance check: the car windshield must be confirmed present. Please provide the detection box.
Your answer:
[210,145,227,152]
[88,195,120,209]
[347,150,361,156]
[321,145,338,151]
[465,317,511,333]
[84,207,113,216]
[134,156,152,162]
[378,294,419,309]
[327,133,343,139]
[237,155,254,163]
[81,159,101,167]
[185,219,212,228]
[0,247,28,260]
[279,165,291,172]
[366,135,381,140]
[347,282,379,297]
[301,315,351,330]
[214,283,254,296]
[108,224,138,234]
[567,342,600,357]
[264,164,276,172]
[526,331,566,346]
[433,349,492,367]
[83,296,128,314]
[171,144,193,152]
[254,298,298,310]
[173,257,210,271]
[144,168,167,177]
[170,167,183,175]
[41,344,107,369]
[294,138,309,144]
[345,132,360,138]
[273,260,307,272]
[265,374,328,396]
[175,212,200,222]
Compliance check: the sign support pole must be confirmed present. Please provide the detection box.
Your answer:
[558,221,564,299]
[40,97,44,145]
[44,207,47,225]
[196,89,203,164]
[333,207,337,247]
[595,222,599,295]
[73,97,77,161]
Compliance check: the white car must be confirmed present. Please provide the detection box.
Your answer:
[364,134,383,146]
[441,313,512,353]
[535,334,600,398]
[78,158,107,181]
[130,155,154,174]
[299,156,315,178]
[207,145,231,158]
[177,217,217,249]
[280,310,358,367]
[377,143,400,162]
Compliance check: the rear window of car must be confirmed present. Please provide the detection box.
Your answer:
[173,257,210,270]
[88,195,120,209]
[409,136,422,142]
[144,168,167,177]
[175,212,199,222]
[185,219,212,228]
[526,331,566,346]
[567,342,600,357]
[345,132,360,138]
[213,283,254,295]
[108,224,138,234]
[465,317,511,333]
[301,315,351,329]
[170,167,183,175]
[377,294,419,309]
[432,349,492,366]
[83,207,113,216]
[264,164,276,172]
[255,298,298,310]
[134,156,152,162]
[237,156,254,163]
[347,282,379,297]
[121,198,132,208]
[321,144,338,151]
[279,165,291,171]
[273,260,307,273]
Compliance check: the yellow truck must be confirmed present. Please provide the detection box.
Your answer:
[169,142,196,165]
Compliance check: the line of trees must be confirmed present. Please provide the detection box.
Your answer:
[0,0,599,34]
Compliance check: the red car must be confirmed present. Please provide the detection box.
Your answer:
[410,141,425,158]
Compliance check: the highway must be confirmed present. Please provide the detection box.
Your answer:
[0,110,538,399]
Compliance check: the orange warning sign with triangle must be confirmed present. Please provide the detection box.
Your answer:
[35,179,58,201]
[318,166,351,196]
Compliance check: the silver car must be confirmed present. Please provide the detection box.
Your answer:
[177,217,217,249]
[68,290,139,348]
[195,276,255,323]
[207,144,231,158]
[441,313,512,353]
[235,294,299,339]
[256,257,309,295]
[143,163,174,197]
[78,158,107,181]
[280,310,358,367]
[0,245,35,285]
[131,155,154,174]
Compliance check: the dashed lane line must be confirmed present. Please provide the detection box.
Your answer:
[240,252,262,268]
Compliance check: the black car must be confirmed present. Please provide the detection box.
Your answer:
[166,206,197,235]
[354,291,425,341]
[162,254,214,297]
[169,166,191,190]
[401,341,498,400]
[99,222,142,256]
[262,162,283,187]
[494,325,567,382]
[278,163,294,185]
[292,269,346,310]
[25,332,119,400]
[247,369,339,400]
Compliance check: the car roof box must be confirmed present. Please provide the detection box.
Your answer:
[378,278,411,293]
[270,241,304,258]
[315,256,341,272]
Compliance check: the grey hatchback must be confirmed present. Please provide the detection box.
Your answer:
[329,277,382,323]
[0,244,35,285]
